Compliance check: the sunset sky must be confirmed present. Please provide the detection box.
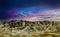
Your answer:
[0,0,60,21]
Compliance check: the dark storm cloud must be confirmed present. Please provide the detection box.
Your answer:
[0,0,60,9]
[0,0,60,20]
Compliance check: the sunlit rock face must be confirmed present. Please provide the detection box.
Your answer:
[0,20,60,37]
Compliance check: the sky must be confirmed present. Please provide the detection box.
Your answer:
[0,0,60,20]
